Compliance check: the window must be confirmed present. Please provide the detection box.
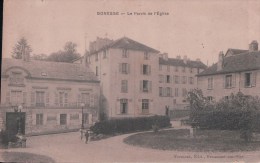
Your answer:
[122,49,128,58]
[175,75,179,84]
[10,72,24,85]
[244,72,256,87]
[11,90,22,105]
[95,54,98,61]
[207,96,213,102]
[60,114,67,125]
[59,92,68,107]
[120,63,130,74]
[175,66,178,72]
[143,80,149,92]
[159,87,163,96]
[96,66,98,76]
[103,50,107,58]
[159,75,164,83]
[167,65,170,72]
[225,75,232,88]
[144,52,149,60]
[208,77,213,89]
[159,65,162,71]
[120,99,128,114]
[140,80,152,93]
[173,99,176,105]
[36,114,43,125]
[175,88,179,97]
[182,88,187,97]
[182,67,186,72]
[166,87,171,97]
[190,67,193,73]
[166,75,171,83]
[121,80,128,93]
[182,76,187,84]
[142,99,149,114]
[189,77,194,84]
[36,91,45,107]
[81,93,90,106]
[142,64,150,75]
[225,96,229,100]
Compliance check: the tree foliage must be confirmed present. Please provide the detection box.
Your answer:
[47,42,81,63]
[187,89,260,142]
[12,37,32,59]
[31,53,48,61]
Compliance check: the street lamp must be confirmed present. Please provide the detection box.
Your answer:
[17,105,23,135]
[81,103,85,129]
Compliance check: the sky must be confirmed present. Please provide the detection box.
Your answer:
[2,0,260,65]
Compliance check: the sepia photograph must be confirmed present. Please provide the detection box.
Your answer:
[1,0,260,162]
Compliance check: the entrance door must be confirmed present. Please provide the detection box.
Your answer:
[6,112,26,140]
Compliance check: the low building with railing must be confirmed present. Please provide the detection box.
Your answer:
[0,58,100,135]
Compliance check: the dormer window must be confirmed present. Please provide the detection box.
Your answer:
[144,52,149,60]
[122,49,128,58]
[10,71,24,85]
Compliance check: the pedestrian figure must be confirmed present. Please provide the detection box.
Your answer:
[80,128,84,140]
[85,130,89,144]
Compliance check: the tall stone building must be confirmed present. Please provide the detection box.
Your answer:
[76,37,206,118]
[197,40,260,101]
[158,53,207,110]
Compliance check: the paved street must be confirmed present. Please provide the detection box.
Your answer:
[1,129,260,163]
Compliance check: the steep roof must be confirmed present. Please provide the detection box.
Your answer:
[198,51,260,76]
[1,58,99,82]
[159,58,207,69]
[90,37,160,54]
[225,48,248,56]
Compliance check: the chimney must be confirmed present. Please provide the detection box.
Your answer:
[183,55,187,64]
[217,51,224,71]
[249,40,258,52]
[163,53,168,60]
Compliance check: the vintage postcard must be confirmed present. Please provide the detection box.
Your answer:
[1,0,260,162]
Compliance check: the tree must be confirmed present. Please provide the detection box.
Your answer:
[12,37,32,59]
[47,41,81,63]
[31,53,48,61]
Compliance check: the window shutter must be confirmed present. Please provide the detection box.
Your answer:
[232,74,236,88]
[149,81,152,93]
[223,75,226,88]
[140,80,143,92]
[77,94,81,107]
[6,91,10,104]
[46,92,49,107]
[126,80,128,92]
[90,94,95,107]
[252,72,257,87]
[148,65,151,75]
[23,92,27,105]
[170,88,172,97]
[119,63,122,73]
[242,73,245,87]
[55,92,58,106]
[32,114,36,125]
[127,64,130,74]
[140,64,143,75]
[31,91,35,106]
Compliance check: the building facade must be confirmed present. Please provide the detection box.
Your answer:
[76,37,206,118]
[197,41,260,101]
[0,58,100,135]
[158,53,207,110]
[83,37,160,118]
